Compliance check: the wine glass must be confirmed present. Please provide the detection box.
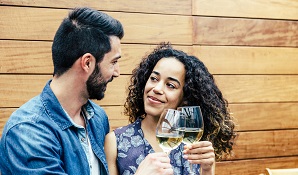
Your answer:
[177,106,204,175]
[156,108,186,155]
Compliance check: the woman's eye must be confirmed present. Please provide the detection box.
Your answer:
[150,76,158,81]
[167,83,176,89]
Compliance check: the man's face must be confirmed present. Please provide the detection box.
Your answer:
[87,36,121,100]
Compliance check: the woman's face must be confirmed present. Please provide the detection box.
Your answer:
[143,57,185,118]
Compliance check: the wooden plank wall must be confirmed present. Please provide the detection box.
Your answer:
[0,1,297,174]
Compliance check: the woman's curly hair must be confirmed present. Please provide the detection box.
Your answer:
[124,42,237,161]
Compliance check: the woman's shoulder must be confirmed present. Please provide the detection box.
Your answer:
[114,118,142,136]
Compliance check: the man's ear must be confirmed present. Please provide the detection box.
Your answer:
[80,53,94,72]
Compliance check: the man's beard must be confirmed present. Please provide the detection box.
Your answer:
[86,65,113,100]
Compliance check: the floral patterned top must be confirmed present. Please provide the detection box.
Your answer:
[114,118,200,175]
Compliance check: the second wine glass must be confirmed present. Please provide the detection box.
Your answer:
[156,108,186,155]
[178,106,204,175]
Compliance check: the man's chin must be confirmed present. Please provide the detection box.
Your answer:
[90,94,104,101]
[89,91,105,100]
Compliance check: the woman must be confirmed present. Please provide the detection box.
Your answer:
[104,43,237,175]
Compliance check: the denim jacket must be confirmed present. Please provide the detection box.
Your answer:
[0,80,110,175]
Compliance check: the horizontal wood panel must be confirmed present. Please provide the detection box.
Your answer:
[193,0,298,20]
[1,75,298,107]
[0,108,14,137]
[232,130,298,160]
[0,0,192,15]
[216,156,298,175]
[0,75,129,107]
[101,13,193,45]
[0,40,53,74]
[2,40,298,75]
[216,75,298,103]
[1,3,297,175]
[193,46,298,74]
[193,17,298,47]
[0,7,68,41]
[231,103,298,131]
[0,75,52,108]
[0,6,193,45]
[0,40,193,74]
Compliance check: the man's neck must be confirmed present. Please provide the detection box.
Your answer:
[50,75,88,123]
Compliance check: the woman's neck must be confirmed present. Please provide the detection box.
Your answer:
[141,115,163,152]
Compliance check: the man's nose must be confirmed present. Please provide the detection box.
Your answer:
[113,64,120,77]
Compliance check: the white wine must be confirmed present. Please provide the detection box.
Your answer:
[156,134,183,153]
[182,128,203,145]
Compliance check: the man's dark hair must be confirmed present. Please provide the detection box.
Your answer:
[52,7,124,76]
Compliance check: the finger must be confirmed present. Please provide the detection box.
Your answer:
[187,152,215,161]
[163,168,174,175]
[184,146,214,155]
[189,157,215,167]
[184,141,212,150]
[185,141,214,152]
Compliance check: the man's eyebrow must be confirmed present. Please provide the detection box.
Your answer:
[115,55,121,60]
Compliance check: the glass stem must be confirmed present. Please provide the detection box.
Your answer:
[190,162,194,173]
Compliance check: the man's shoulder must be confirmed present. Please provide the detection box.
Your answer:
[5,96,43,127]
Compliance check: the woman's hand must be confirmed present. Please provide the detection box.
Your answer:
[183,141,215,174]
[135,152,173,175]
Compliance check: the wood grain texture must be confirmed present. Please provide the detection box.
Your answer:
[1,2,298,174]
[231,103,298,131]
[192,0,298,20]
[0,108,14,137]
[1,75,298,107]
[0,40,53,74]
[193,17,298,47]
[193,46,298,75]
[2,40,298,75]
[0,7,68,41]
[216,75,298,103]
[0,40,193,74]
[0,6,193,44]
[0,0,192,15]
[231,130,298,160]
[216,156,298,175]
[0,75,129,107]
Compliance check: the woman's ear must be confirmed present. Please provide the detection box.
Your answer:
[179,99,188,107]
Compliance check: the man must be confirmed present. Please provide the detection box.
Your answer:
[0,7,172,175]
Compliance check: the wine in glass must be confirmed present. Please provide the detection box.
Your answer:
[178,106,204,175]
[156,108,186,155]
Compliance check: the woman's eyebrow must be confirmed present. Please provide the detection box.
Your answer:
[153,71,181,86]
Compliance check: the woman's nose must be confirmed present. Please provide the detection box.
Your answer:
[152,82,164,95]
